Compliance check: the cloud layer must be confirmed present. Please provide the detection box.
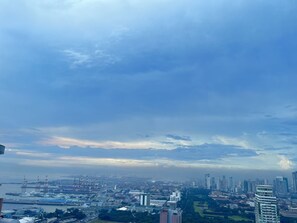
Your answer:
[0,0,297,176]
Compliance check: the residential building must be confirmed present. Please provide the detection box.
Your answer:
[159,208,182,223]
[170,191,181,202]
[255,185,279,223]
[139,193,150,206]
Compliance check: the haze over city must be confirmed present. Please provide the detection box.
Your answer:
[1,0,297,179]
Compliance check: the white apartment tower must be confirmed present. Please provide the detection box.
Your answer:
[255,185,280,223]
[139,193,150,206]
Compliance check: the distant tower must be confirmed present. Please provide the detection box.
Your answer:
[205,174,211,189]
[292,171,297,192]
[73,177,79,191]
[255,185,280,223]
[36,176,41,193]
[220,175,228,192]
[44,175,49,194]
[139,193,150,206]
[0,144,4,155]
[0,144,5,214]
[273,176,288,197]
[244,180,257,194]
[211,177,216,190]
[228,176,234,192]
[22,176,28,194]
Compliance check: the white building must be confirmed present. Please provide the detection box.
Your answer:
[139,193,150,206]
[170,191,181,202]
[255,185,280,223]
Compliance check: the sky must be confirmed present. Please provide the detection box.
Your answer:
[1,0,297,180]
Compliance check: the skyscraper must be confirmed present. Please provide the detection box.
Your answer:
[205,174,211,189]
[139,193,150,206]
[0,144,5,214]
[228,176,234,192]
[220,175,228,192]
[273,176,289,197]
[0,144,4,155]
[292,171,297,193]
[211,177,216,190]
[243,180,257,194]
[160,209,169,223]
[255,185,279,223]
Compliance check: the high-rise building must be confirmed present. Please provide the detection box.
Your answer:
[228,176,234,192]
[160,209,169,223]
[243,180,258,194]
[171,209,182,223]
[220,175,228,192]
[242,179,268,194]
[292,171,297,192]
[159,208,182,223]
[0,144,4,155]
[139,193,150,206]
[211,177,216,190]
[0,144,4,214]
[273,176,289,197]
[255,185,280,223]
[205,174,211,189]
[170,191,181,202]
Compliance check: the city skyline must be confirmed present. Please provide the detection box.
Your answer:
[1,0,297,177]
